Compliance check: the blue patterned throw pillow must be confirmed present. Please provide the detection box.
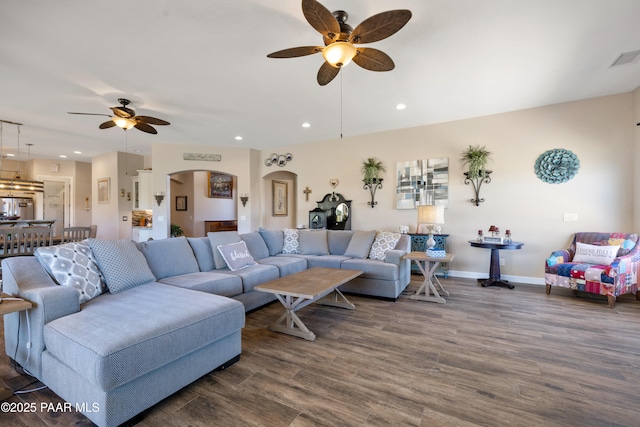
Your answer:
[35,240,105,304]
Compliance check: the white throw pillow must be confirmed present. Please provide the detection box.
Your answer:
[282,228,300,254]
[217,241,256,271]
[573,242,620,265]
[369,231,402,261]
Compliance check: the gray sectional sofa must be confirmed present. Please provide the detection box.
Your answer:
[2,228,410,427]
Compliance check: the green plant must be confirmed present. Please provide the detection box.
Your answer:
[459,145,492,179]
[170,223,184,237]
[361,157,386,183]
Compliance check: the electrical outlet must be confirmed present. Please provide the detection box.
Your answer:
[500,258,505,267]
[563,213,578,222]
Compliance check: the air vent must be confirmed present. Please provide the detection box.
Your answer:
[610,49,640,67]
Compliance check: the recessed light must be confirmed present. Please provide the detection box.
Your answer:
[59,155,67,158]
[396,104,407,110]
[302,122,311,128]
[5,153,15,157]
[235,136,243,141]
[74,151,82,154]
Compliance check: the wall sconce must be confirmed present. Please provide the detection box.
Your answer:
[240,194,248,207]
[363,178,383,208]
[154,191,165,206]
[463,170,492,206]
[85,197,90,211]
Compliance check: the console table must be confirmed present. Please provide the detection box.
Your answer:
[468,240,524,288]
[408,233,449,277]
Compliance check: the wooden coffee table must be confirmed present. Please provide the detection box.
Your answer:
[254,267,362,341]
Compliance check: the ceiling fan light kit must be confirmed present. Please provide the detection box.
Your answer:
[68,98,170,134]
[267,0,411,85]
[322,42,356,68]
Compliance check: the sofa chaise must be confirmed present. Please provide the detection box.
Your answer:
[2,228,410,426]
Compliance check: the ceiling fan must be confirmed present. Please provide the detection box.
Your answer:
[267,0,412,86]
[68,98,170,134]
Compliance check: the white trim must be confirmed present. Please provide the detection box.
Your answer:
[446,269,545,286]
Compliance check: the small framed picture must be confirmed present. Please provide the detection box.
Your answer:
[272,180,288,216]
[97,178,110,204]
[176,195,187,211]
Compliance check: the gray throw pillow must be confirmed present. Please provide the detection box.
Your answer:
[258,227,284,256]
[88,239,156,294]
[136,236,200,279]
[208,231,241,269]
[35,240,105,304]
[187,237,215,271]
[299,229,329,255]
[344,230,377,258]
[328,230,354,255]
[217,241,256,271]
[241,232,270,260]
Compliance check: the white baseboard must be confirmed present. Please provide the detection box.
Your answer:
[446,270,545,286]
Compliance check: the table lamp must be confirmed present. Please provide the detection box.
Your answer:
[417,204,445,257]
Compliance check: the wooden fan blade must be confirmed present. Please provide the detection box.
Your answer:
[134,122,158,134]
[267,46,323,58]
[136,116,170,126]
[99,120,117,129]
[68,112,111,117]
[302,0,340,41]
[349,10,412,44]
[110,106,135,118]
[317,61,340,86]
[353,48,395,71]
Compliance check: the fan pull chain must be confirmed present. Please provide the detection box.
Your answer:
[16,125,21,178]
[124,130,128,176]
[340,71,343,139]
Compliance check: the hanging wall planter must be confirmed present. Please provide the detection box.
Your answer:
[361,157,386,208]
[460,145,492,206]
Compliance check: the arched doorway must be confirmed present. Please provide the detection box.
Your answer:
[169,170,238,237]
[262,171,297,230]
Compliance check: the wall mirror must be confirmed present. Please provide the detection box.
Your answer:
[396,157,449,209]
[335,202,349,225]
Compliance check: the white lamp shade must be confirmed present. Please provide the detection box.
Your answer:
[322,42,357,68]
[417,204,445,225]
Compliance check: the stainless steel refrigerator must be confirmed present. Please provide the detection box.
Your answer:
[0,197,34,220]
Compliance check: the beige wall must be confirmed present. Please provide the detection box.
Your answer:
[261,93,635,283]
[150,144,259,238]
[87,92,637,284]
[92,151,143,239]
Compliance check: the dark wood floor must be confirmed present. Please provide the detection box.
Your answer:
[2,276,640,427]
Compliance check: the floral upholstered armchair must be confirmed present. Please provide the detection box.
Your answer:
[545,232,640,308]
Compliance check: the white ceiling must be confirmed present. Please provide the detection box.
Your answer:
[1,0,639,163]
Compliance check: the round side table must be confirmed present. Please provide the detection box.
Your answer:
[468,240,524,289]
